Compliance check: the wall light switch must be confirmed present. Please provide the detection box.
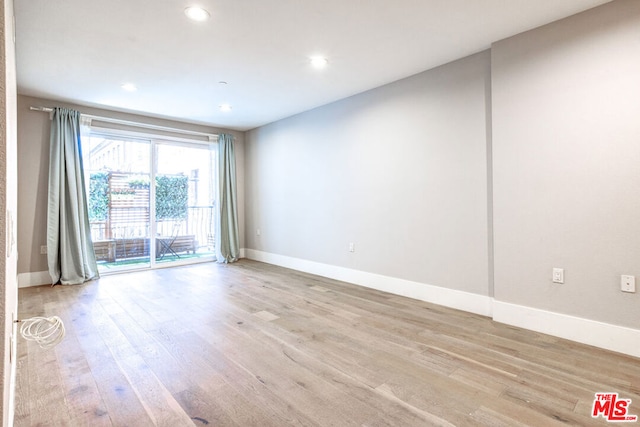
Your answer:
[552,268,564,284]
[348,242,355,253]
[621,275,636,293]
[40,245,47,255]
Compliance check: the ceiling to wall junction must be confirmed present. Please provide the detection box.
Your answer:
[15,0,611,130]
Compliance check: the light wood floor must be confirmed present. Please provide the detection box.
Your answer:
[15,260,640,426]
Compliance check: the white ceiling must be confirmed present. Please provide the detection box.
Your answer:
[15,0,611,131]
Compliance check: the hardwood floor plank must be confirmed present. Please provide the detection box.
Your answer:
[21,291,74,427]
[168,330,320,426]
[92,308,195,426]
[13,349,30,426]
[53,324,111,426]
[16,259,640,426]
[70,299,156,426]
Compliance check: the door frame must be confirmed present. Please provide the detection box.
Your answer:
[84,126,218,274]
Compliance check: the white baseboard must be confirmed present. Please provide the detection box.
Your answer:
[20,253,640,358]
[21,253,248,286]
[244,249,493,317]
[244,249,640,359]
[17,271,51,288]
[493,301,640,359]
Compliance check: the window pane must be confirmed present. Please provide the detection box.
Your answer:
[84,135,152,271]
[155,143,216,263]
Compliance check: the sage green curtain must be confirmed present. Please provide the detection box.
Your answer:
[216,133,240,263]
[47,108,99,284]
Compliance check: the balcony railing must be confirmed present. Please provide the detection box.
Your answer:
[90,205,215,262]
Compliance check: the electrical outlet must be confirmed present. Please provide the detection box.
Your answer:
[552,268,564,284]
[348,242,355,253]
[621,275,636,293]
[40,245,47,255]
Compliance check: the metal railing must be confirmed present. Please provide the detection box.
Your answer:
[90,205,215,258]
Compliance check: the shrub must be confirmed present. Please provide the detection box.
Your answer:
[88,172,109,221]
[127,178,150,190]
[155,174,188,220]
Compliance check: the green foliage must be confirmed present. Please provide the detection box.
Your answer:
[89,172,109,222]
[87,172,188,222]
[128,178,150,190]
[111,188,135,196]
[155,174,188,220]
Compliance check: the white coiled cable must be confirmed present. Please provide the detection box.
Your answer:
[19,316,66,349]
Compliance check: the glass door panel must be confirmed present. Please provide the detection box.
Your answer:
[155,143,216,264]
[85,136,152,272]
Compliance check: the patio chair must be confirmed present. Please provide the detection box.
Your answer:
[157,223,182,260]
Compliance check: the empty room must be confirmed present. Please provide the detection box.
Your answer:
[1,0,639,425]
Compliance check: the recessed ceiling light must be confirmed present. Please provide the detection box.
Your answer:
[185,6,210,22]
[121,83,137,92]
[219,104,232,112]
[310,56,329,69]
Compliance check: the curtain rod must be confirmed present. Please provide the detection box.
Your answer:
[29,106,218,140]
[30,106,54,113]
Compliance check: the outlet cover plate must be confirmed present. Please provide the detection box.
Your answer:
[621,275,636,293]
[552,268,564,284]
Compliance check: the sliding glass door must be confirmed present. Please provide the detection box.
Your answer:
[155,142,217,264]
[86,136,152,272]
[84,132,216,273]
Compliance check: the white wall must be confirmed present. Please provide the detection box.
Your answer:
[246,51,491,299]
[17,95,246,283]
[1,0,19,425]
[245,1,640,356]
[492,0,640,330]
